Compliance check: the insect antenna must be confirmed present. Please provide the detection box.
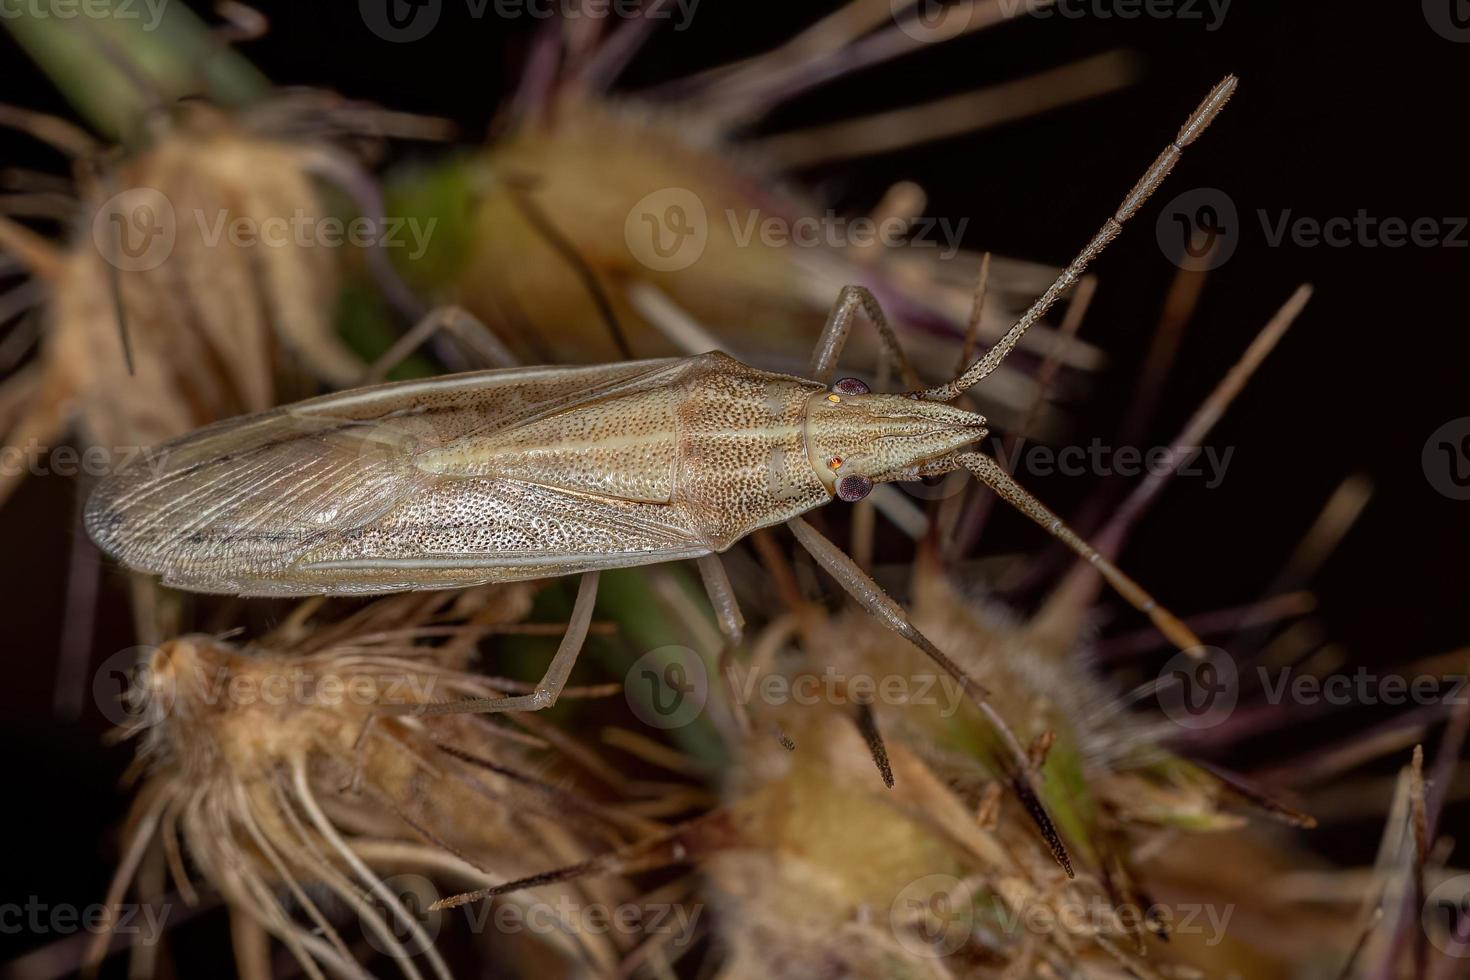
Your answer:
[1038,284,1314,629]
[920,75,1239,402]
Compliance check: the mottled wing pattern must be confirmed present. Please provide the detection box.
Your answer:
[86,358,710,595]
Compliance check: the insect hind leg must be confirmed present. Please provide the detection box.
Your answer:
[384,572,601,716]
[364,305,520,383]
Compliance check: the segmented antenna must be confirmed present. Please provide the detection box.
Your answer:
[921,75,1239,402]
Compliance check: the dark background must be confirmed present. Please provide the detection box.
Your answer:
[2,0,1465,973]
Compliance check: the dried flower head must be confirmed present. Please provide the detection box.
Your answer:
[95,585,654,979]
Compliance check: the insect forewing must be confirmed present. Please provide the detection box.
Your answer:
[86,359,707,595]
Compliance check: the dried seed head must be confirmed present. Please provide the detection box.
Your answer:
[1,101,374,509]
[100,586,641,978]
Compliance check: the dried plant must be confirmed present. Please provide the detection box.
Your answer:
[0,96,422,509]
[94,585,664,979]
[391,0,1129,425]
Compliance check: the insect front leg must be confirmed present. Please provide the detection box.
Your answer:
[385,572,601,716]
[809,285,937,549]
[808,284,925,389]
[363,305,520,383]
[956,450,1203,653]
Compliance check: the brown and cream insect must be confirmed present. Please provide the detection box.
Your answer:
[87,79,1236,723]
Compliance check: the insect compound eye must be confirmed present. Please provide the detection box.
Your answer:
[832,377,870,395]
[836,474,874,502]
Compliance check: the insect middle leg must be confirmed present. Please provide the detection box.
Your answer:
[696,553,759,735]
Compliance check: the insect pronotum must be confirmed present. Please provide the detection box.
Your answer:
[88,79,1234,725]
